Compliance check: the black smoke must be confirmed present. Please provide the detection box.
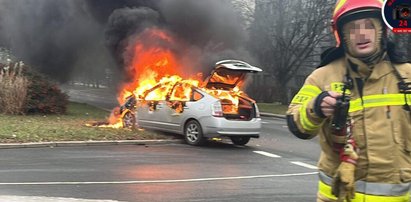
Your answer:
[0,0,252,82]
[105,7,160,68]
[160,0,253,71]
[0,0,113,82]
[105,0,253,75]
[85,0,157,24]
[159,0,245,48]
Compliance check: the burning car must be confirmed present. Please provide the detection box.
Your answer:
[119,60,262,146]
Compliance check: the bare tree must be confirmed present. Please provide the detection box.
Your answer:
[391,33,411,63]
[230,0,255,31]
[248,0,334,104]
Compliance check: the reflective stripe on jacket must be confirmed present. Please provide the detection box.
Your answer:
[318,180,410,202]
[319,171,411,202]
[287,56,411,197]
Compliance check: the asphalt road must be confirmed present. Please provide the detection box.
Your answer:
[0,137,320,202]
[0,85,323,201]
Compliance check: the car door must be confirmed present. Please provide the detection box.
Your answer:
[137,83,172,130]
[162,82,193,133]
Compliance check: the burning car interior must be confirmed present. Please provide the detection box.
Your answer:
[120,72,258,122]
[220,96,257,121]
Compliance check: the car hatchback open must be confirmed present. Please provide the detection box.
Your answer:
[120,60,262,146]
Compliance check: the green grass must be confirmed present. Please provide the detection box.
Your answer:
[0,102,171,143]
[0,102,288,143]
[257,103,288,115]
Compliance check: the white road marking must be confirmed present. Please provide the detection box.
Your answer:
[253,150,281,158]
[290,161,318,170]
[0,172,318,185]
[262,121,270,124]
[0,195,122,202]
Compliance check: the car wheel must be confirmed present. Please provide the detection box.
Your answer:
[230,136,250,146]
[122,111,136,129]
[184,120,206,146]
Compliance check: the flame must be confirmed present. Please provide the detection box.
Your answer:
[104,110,124,128]
[117,28,183,105]
[98,27,248,128]
[210,72,240,85]
[204,88,240,114]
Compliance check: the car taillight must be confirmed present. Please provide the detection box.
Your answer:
[255,103,260,118]
[211,101,223,117]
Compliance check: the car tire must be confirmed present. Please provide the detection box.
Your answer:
[184,120,206,146]
[122,111,136,129]
[230,136,250,146]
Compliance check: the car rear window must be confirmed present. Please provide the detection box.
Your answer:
[192,91,203,101]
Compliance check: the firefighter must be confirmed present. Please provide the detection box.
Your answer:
[286,0,411,201]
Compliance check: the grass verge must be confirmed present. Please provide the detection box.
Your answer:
[0,102,173,143]
[257,103,288,115]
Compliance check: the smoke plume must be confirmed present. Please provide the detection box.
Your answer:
[0,0,252,83]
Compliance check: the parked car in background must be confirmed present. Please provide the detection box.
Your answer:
[120,60,262,146]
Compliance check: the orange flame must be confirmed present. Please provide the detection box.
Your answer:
[118,28,189,104]
[101,27,248,128]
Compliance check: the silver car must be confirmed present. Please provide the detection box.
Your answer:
[121,60,262,146]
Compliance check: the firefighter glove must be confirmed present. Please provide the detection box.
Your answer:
[331,161,356,202]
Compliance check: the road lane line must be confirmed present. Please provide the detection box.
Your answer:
[290,161,318,170]
[0,195,121,202]
[261,121,269,124]
[253,151,281,158]
[0,172,318,185]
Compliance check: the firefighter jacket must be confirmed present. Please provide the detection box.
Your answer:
[287,54,411,199]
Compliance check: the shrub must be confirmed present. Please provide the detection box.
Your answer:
[0,61,68,115]
[23,67,68,114]
[0,63,29,114]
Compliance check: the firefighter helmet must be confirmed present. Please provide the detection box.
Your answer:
[332,0,384,47]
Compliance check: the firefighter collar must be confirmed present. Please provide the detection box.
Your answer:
[345,52,392,81]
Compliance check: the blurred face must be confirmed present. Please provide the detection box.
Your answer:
[344,18,377,57]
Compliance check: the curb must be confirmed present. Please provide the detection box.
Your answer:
[260,112,286,119]
[0,139,184,149]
